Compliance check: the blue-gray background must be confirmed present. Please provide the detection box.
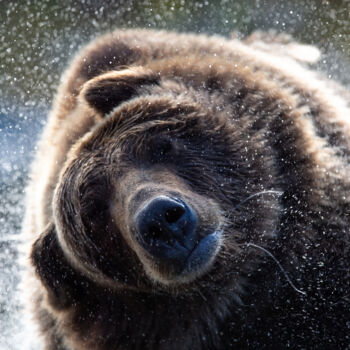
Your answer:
[1,1,350,348]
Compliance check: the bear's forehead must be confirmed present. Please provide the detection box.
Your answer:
[83,97,227,151]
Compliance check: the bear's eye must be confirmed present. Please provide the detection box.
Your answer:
[148,136,175,163]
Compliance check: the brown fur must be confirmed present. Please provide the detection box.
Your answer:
[24,29,350,349]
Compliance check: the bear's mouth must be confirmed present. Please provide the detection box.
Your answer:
[132,195,223,284]
[136,228,223,284]
[180,230,222,276]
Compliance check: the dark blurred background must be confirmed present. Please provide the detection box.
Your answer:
[1,1,350,348]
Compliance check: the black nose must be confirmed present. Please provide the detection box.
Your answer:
[134,196,198,260]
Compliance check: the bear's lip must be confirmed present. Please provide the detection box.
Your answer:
[180,230,222,276]
[135,228,222,280]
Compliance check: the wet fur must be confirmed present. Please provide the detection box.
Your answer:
[24,29,350,349]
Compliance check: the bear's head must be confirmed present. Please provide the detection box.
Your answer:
[32,65,282,301]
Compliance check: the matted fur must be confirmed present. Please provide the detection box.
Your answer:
[24,29,350,349]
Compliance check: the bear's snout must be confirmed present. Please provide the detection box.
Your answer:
[129,191,223,282]
[134,196,198,262]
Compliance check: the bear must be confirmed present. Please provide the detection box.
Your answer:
[24,29,350,350]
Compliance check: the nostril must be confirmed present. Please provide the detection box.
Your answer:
[149,224,163,240]
[165,206,185,224]
[135,196,197,255]
[148,224,176,247]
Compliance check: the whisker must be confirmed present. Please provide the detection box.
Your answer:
[233,190,283,211]
[221,190,283,227]
[245,243,306,296]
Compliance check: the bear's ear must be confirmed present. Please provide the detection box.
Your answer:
[31,223,87,310]
[79,67,159,115]
[243,31,320,63]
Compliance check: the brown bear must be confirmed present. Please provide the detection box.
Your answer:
[24,29,350,349]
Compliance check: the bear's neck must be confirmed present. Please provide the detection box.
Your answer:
[62,283,233,350]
